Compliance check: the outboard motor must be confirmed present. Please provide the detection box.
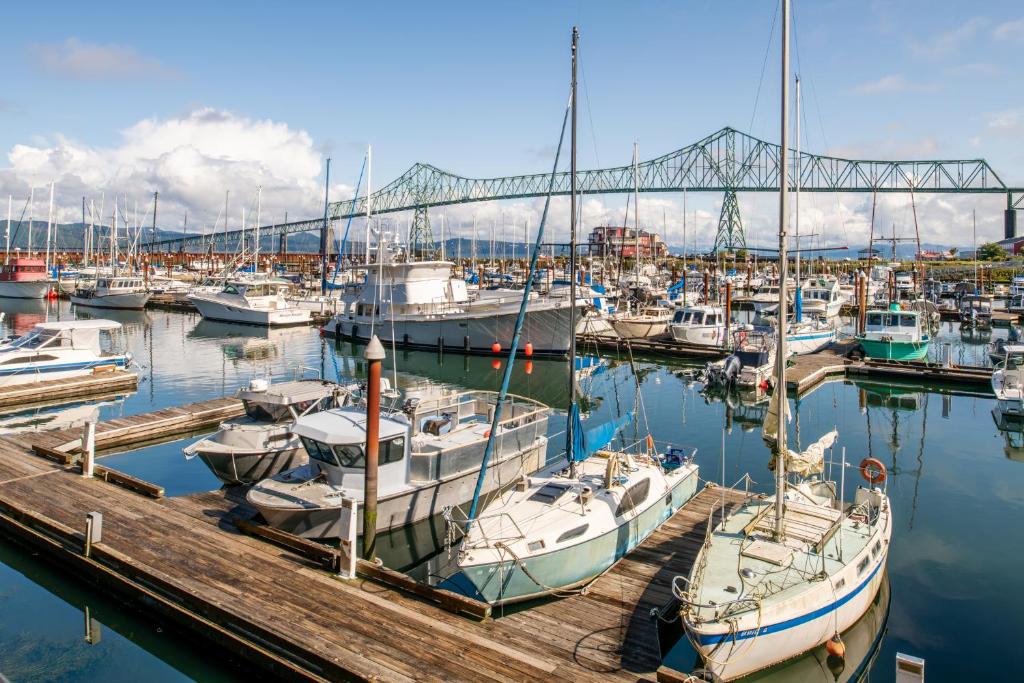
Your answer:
[704,354,742,386]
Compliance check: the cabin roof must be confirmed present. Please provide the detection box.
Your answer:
[237,380,339,405]
[292,407,407,444]
[33,320,122,332]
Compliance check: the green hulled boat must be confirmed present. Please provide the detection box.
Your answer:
[855,304,930,361]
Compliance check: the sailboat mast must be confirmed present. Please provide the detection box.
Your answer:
[774,0,791,541]
[632,142,640,311]
[255,185,262,272]
[568,26,579,470]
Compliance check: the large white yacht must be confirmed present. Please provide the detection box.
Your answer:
[246,389,549,538]
[0,320,131,387]
[70,276,151,310]
[189,279,312,327]
[324,260,576,357]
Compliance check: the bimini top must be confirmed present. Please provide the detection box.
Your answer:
[33,320,122,332]
[292,406,407,445]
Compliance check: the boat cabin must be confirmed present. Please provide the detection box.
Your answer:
[863,308,925,341]
[96,277,146,291]
[0,258,48,282]
[236,379,344,424]
[672,305,723,328]
[222,280,291,299]
[1,320,121,356]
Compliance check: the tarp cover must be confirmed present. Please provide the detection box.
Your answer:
[770,429,838,476]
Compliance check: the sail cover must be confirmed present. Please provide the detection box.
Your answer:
[762,381,789,444]
[567,405,634,463]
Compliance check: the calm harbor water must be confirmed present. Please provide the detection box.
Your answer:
[1,298,1021,681]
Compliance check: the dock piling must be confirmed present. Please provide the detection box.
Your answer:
[81,420,96,477]
[84,511,102,557]
[363,335,385,561]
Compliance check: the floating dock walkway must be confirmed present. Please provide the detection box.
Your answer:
[0,399,749,681]
[0,371,139,411]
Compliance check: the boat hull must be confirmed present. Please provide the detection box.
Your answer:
[786,329,836,355]
[460,464,699,605]
[250,438,546,538]
[0,358,128,387]
[190,296,312,327]
[70,292,152,310]
[195,446,307,486]
[670,324,726,347]
[325,304,574,358]
[611,318,668,340]
[0,280,51,299]
[857,338,929,361]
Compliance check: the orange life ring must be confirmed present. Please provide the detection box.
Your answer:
[859,457,886,485]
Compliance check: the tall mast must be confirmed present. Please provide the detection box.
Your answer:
[28,188,33,255]
[255,185,262,272]
[632,142,640,312]
[794,75,802,322]
[366,146,372,268]
[774,0,791,540]
[568,26,579,470]
[5,195,11,264]
[151,191,159,271]
[223,190,229,271]
[45,182,54,272]
[110,202,117,277]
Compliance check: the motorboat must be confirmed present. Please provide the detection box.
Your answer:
[800,277,843,319]
[855,304,930,361]
[761,306,837,355]
[991,344,1024,418]
[669,304,729,347]
[735,331,776,390]
[959,294,993,329]
[0,258,51,299]
[184,378,354,485]
[0,320,131,387]
[246,389,549,538]
[611,305,672,339]
[189,279,311,327]
[71,276,152,310]
[324,260,576,357]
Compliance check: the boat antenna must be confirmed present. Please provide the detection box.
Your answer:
[567,26,579,475]
[773,0,791,541]
[464,76,573,532]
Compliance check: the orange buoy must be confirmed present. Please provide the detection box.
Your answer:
[491,359,501,370]
[524,360,533,375]
[524,342,534,357]
[859,457,886,485]
[491,341,501,353]
[825,633,846,659]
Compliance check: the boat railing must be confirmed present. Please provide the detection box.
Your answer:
[689,473,759,593]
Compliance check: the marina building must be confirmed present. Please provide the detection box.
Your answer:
[587,226,667,259]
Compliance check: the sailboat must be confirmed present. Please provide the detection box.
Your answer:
[457,29,700,605]
[675,4,892,679]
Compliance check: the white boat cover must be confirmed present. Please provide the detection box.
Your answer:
[784,429,838,476]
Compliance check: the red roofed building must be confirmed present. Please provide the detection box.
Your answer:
[588,226,667,259]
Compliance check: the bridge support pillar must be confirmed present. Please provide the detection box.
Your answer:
[713,190,746,253]
[410,205,437,259]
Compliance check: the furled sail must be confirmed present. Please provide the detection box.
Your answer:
[567,406,634,463]
[761,382,789,445]
[770,429,837,476]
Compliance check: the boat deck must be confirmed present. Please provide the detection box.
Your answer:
[0,370,139,410]
[0,398,751,680]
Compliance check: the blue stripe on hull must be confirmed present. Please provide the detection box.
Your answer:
[695,552,884,645]
[0,358,127,377]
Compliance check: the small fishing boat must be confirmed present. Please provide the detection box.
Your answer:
[855,304,930,361]
[800,277,843,319]
[246,389,549,538]
[669,304,729,346]
[959,294,993,329]
[189,279,312,327]
[991,344,1024,418]
[734,330,776,390]
[0,258,51,299]
[183,378,354,485]
[0,320,131,386]
[71,276,152,310]
[611,305,672,339]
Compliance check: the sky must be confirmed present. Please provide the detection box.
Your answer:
[1,0,1022,250]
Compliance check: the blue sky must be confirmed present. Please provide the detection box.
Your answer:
[1,1,1022,247]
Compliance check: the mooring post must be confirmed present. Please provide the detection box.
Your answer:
[84,511,102,558]
[363,335,385,561]
[81,420,96,478]
[724,281,732,347]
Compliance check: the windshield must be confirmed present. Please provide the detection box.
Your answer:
[242,400,293,423]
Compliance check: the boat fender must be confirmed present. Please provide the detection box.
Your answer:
[826,632,846,659]
[859,457,886,484]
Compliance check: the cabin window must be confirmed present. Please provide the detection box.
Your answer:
[899,315,915,327]
[223,285,239,295]
[705,314,718,325]
[615,478,651,517]
[529,483,571,504]
[242,400,292,423]
[672,311,685,324]
[873,540,882,557]
[556,524,589,544]
[301,437,339,466]
[380,437,405,465]
[857,555,870,576]
[333,444,365,468]
[867,313,882,326]
[294,396,332,416]
[834,578,845,590]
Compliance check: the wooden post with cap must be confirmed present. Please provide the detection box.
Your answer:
[362,335,385,560]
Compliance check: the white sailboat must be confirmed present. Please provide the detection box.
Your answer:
[676,6,892,678]
[457,30,700,605]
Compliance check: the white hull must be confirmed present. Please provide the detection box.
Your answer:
[71,291,152,310]
[0,280,51,299]
[0,359,128,387]
[786,328,837,355]
[190,295,312,327]
[670,324,726,346]
[611,317,668,339]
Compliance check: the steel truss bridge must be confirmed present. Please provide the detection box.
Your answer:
[152,127,1023,254]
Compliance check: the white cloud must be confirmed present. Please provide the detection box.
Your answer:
[0,108,345,231]
[943,62,1003,78]
[908,17,988,60]
[992,18,1024,41]
[850,74,938,95]
[986,109,1024,137]
[29,37,177,81]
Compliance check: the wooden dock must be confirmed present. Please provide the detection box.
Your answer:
[579,334,727,361]
[785,343,992,394]
[0,371,139,410]
[0,399,750,681]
